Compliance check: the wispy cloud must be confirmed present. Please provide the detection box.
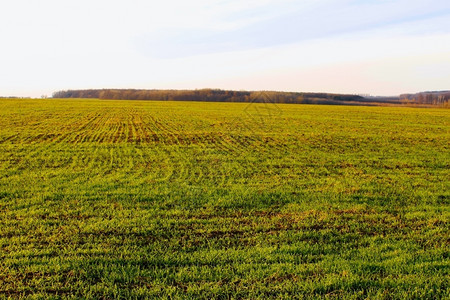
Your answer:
[136,0,450,58]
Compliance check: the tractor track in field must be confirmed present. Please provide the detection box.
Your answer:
[0,104,279,186]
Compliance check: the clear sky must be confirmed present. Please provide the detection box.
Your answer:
[1,0,449,97]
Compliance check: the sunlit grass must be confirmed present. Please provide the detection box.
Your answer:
[0,98,448,298]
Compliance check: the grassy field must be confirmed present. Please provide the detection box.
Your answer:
[0,98,448,299]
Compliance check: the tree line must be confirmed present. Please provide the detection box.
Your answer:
[400,91,450,106]
[51,89,449,106]
[52,89,366,105]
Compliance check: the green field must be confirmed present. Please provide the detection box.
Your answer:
[0,98,448,299]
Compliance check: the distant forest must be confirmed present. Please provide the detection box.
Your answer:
[51,89,449,106]
[400,91,450,106]
[52,89,368,105]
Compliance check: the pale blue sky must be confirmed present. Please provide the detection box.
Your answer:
[1,0,449,97]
